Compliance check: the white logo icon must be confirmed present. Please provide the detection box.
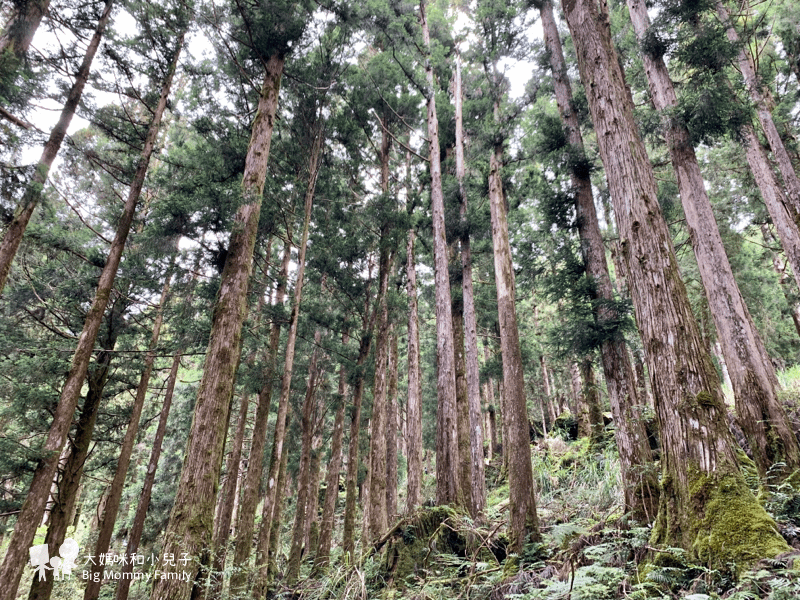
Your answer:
[29,538,80,581]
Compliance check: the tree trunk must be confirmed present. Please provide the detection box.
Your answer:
[455,52,486,516]
[541,0,657,520]
[488,99,540,551]
[627,0,800,481]
[386,329,399,520]
[114,352,181,600]
[148,53,284,600]
[28,328,119,600]
[0,0,114,295]
[718,1,800,224]
[205,392,250,597]
[85,256,179,600]
[405,227,423,513]
[251,116,323,597]
[286,331,323,585]
[451,283,473,511]
[562,0,789,565]
[579,358,604,445]
[228,241,291,596]
[0,0,50,68]
[0,10,177,598]
[761,223,800,338]
[420,0,460,508]
[312,330,350,573]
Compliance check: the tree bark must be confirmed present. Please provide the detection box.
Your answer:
[405,227,423,514]
[386,329,399,520]
[420,0,461,508]
[488,97,540,551]
[0,0,50,67]
[251,114,322,597]
[718,1,800,224]
[312,330,350,573]
[0,0,114,295]
[148,53,284,600]
[451,282,473,510]
[627,0,800,481]
[455,51,487,516]
[85,254,180,600]
[114,352,181,600]
[28,317,121,600]
[227,241,291,596]
[761,223,800,338]
[0,8,177,598]
[562,0,789,565]
[286,330,323,585]
[540,0,658,520]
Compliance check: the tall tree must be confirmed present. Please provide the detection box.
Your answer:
[626,0,800,480]
[0,0,114,295]
[0,4,182,594]
[420,0,461,508]
[147,0,300,591]
[561,0,789,566]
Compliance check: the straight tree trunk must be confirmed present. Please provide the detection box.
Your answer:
[366,123,394,541]
[28,325,120,600]
[286,331,323,585]
[578,358,604,445]
[562,0,789,565]
[148,53,285,600]
[718,1,800,223]
[761,224,800,338]
[312,330,350,573]
[386,329,399,519]
[405,226,423,514]
[487,96,540,551]
[85,253,180,600]
[0,0,114,294]
[251,117,323,597]
[451,285,473,510]
[205,392,250,597]
[541,0,657,519]
[0,9,178,598]
[627,0,800,480]
[115,352,181,600]
[228,241,291,596]
[455,52,486,516]
[420,0,461,508]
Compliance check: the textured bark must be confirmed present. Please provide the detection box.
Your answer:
[251,115,322,597]
[0,0,113,295]
[286,331,323,585]
[386,330,399,519]
[761,224,800,338]
[420,0,460,507]
[562,0,788,564]
[579,358,604,445]
[741,123,800,292]
[451,279,473,510]
[149,54,284,600]
[28,323,120,600]
[312,331,350,573]
[405,227,423,513]
[488,103,540,550]
[627,0,800,480]
[0,0,50,65]
[114,352,181,600]
[540,0,657,520]
[86,255,180,600]
[205,392,250,598]
[228,242,291,596]
[454,53,486,516]
[718,1,800,224]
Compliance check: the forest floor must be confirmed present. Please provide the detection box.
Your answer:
[271,369,800,600]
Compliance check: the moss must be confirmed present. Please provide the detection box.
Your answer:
[688,471,790,572]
